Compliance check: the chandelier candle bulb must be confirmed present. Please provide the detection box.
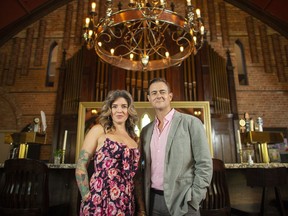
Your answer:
[91,2,96,12]
[85,18,90,28]
[110,48,115,55]
[196,9,201,18]
[200,26,205,35]
[187,0,192,6]
[165,52,169,57]
[193,36,197,43]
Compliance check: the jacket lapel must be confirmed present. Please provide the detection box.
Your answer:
[144,122,154,160]
[165,111,181,155]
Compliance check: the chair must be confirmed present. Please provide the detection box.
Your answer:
[200,158,231,216]
[0,158,49,216]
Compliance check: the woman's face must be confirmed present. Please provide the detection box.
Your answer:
[111,97,129,125]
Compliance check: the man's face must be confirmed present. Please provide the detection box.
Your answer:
[147,81,173,110]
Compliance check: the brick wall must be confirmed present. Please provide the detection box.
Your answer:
[0,0,287,145]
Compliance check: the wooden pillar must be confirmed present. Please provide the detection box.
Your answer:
[110,67,126,90]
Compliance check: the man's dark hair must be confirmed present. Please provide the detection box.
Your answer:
[147,78,171,95]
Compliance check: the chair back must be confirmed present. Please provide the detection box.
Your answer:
[0,158,49,216]
[200,158,231,216]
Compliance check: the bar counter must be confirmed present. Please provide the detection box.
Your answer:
[2,162,287,169]
[225,163,288,215]
[225,162,288,169]
[0,162,77,169]
[1,162,288,216]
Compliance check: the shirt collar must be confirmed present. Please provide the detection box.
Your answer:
[155,108,175,125]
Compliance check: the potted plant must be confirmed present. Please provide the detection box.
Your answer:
[53,149,63,165]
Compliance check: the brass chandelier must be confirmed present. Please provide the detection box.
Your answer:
[83,0,205,71]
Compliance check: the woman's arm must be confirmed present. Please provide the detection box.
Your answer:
[75,124,103,200]
[75,149,92,200]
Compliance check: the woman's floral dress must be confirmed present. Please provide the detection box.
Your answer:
[80,137,140,216]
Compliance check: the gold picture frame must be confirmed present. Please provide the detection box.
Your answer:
[75,101,213,161]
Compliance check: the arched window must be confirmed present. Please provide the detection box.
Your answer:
[46,41,58,87]
[141,113,151,129]
[235,40,248,85]
[134,113,152,137]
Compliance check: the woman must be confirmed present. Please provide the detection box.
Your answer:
[75,90,140,216]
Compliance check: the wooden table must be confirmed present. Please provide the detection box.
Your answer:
[226,163,288,216]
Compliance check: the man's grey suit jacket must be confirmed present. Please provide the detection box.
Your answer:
[140,110,213,216]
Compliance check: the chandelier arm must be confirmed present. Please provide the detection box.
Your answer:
[98,32,113,43]
[125,21,146,56]
[145,28,167,57]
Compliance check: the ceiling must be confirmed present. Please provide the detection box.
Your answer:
[0,0,287,46]
[225,0,288,38]
[0,0,72,46]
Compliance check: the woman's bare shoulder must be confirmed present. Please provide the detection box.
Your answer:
[89,124,104,133]
[84,124,105,141]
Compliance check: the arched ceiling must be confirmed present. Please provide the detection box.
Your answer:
[0,0,287,46]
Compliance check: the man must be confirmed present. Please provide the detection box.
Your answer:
[137,78,212,216]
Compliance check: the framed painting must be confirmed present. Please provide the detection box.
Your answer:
[75,101,213,160]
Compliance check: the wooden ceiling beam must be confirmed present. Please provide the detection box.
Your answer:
[0,0,73,47]
[224,0,288,38]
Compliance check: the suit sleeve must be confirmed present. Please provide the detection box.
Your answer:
[189,117,213,210]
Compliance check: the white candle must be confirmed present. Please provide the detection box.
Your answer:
[237,130,242,150]
[63,130,68,151]
[187,0,191,6]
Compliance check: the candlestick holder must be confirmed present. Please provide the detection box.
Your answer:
[239,149,243,163]
[61,149,66,164]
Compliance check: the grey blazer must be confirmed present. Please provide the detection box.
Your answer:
[140,110,213,216]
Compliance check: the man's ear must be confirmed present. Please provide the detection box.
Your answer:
[147,94,151,102]
[169,92,173,101]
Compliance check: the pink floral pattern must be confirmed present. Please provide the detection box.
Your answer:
[79,138,140,216]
